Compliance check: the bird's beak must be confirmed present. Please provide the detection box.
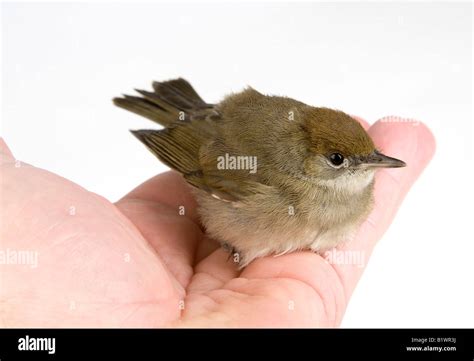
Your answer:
[358,150,406,168]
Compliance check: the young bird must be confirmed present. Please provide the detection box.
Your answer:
[114,78,405,267]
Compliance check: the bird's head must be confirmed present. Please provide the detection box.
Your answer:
[301,108,406,193]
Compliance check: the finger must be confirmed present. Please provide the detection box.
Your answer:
[351,115,370,130]
[240,250,346,325]
[195,235,221,264]
[119,171,200,223]
[333,118,436,299]
[116,197,202,289]
[116,172,203,288]
[187,248,240,295]
[0,137,14,159]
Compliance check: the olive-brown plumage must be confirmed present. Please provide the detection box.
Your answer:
[114,78,405,267]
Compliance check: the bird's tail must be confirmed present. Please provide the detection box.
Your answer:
[113,78,212,127]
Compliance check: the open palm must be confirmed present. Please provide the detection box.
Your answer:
[0,117,435,327]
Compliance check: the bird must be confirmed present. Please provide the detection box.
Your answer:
[113,78,406,268]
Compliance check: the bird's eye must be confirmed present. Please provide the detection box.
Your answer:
[329,153,345,167]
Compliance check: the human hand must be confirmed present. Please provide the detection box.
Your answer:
[0,117,435,327]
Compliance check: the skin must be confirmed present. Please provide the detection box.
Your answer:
[0,117,435,327]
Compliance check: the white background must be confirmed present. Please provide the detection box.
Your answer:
[1,2,473,327]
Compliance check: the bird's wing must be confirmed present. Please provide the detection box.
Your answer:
[132,124,272,202]
[117,78,273,202]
